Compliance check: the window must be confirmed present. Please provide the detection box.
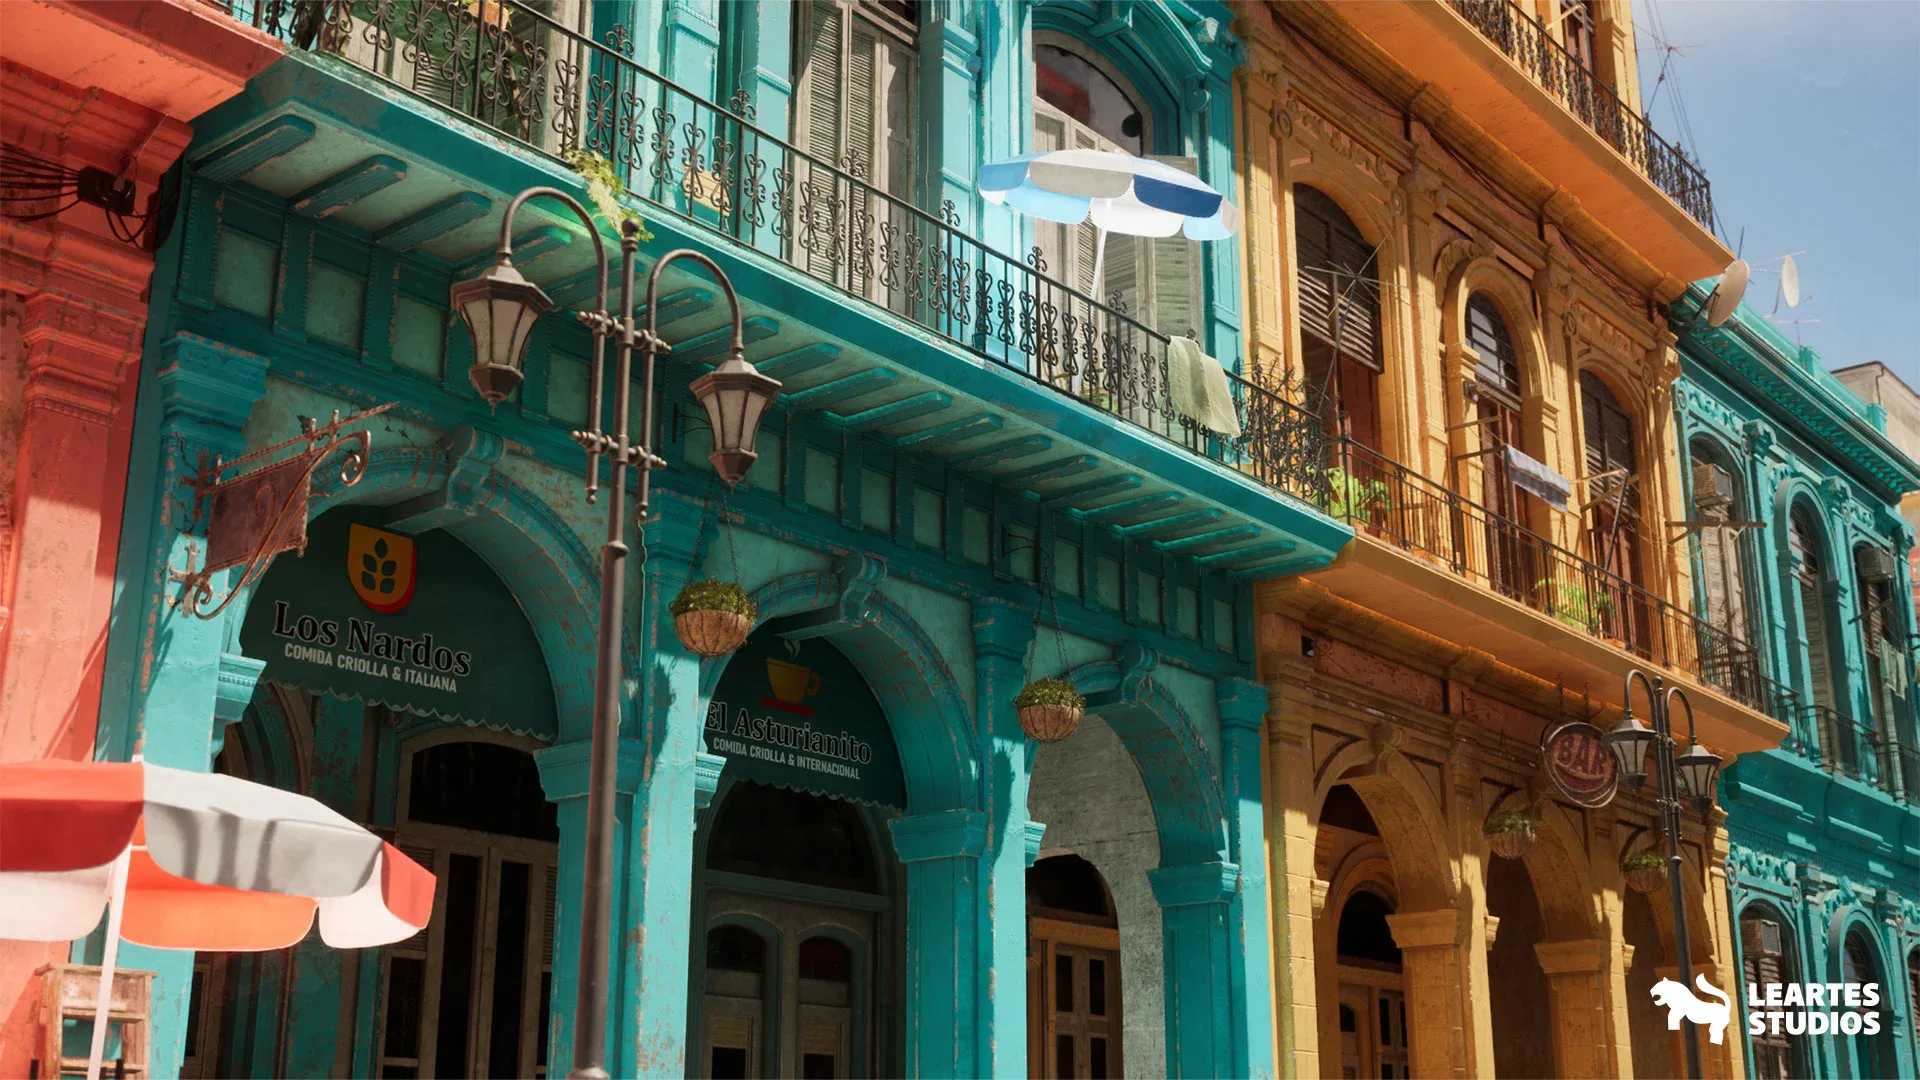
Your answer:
[1030,37,1199,341]
[1560,0,1597,71]
[1688,442,1762,699]
[1295,185,1383,452]
[1466,295,1532,595]
[1843,931,1892,1078]
[1855,542,1904,743]
[791,1,917,302]
[1739,907,1801,1080]
[1789,509,1840,715]
[1578,371,1647,646]
[708,781,879,892]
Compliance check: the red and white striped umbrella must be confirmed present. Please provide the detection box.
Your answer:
[0,757,435,1079]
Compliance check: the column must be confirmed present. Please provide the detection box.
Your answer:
[972,596,1036,1077]
[1219,677,1277,1078]
[889,808,988,1078]
[1534,939,1614,1079]
[534,735,647,1075]
[105,334,269,1080]
[1150,860,1240,1078]
[1387,908,1472,1080]
[282,694,367,1078]
[1260,635,1321,1077]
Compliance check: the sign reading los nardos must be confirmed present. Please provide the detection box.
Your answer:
[240,508,558,738]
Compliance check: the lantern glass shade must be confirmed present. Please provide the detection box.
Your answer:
[451,259,552,404]
[1674,742,1723,812]
[1605,715,1655,790]
[690,352,781,484]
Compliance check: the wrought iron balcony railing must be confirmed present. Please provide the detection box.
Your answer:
[1315,436,1780,716]
[1804,703,1915,800]
[205,0,1330,503]
[1450,0,1714,229]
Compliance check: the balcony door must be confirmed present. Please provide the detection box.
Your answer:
[1295,185,1383,455]
[1578,370,1646,646]
[1026,855,1122,1080]
[1465,294,1533,600]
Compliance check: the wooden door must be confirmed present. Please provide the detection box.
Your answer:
[1029,918,1121,1079]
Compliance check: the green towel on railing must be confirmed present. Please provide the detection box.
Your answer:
[1880,638,1909,699]
[1166,335,1242,438]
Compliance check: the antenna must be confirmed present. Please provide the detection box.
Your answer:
[1703,258,1748,327]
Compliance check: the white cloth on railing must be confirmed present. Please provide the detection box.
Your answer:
[1880,637,1908,699]
[1166,335,1242,438]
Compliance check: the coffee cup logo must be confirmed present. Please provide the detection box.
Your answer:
[767,659,821,704]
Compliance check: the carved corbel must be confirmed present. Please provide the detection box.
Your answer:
[1311,877,1332,920]
[764,552,887,641]
[383,424,505,533]
[1369,720,1405,775]
[1084,642,1162,712]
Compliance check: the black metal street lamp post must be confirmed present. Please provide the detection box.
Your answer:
[1604,669,1724,1080]
[452,189,779,1078]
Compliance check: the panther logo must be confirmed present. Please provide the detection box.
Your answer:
[1650,974,1732,1045]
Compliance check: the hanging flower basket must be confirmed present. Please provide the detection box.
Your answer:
[671,580,755,658]
[1015,678,1085,743]
[1483,809,1536,860]
[1621,849,1667,894]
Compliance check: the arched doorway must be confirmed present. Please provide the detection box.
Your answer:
[691,628,906,1079]
[375,730,560,1079]
[1318,783,1409,1080]
[1623,887,1671,1079]
[1026,854,1123,1079]
[1841,927,1894,1078]
[1484,854,1552,1078]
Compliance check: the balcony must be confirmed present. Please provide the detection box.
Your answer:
[1803,703,1917,800]
[1320,0,1728,281]
[1295,438,1790,754]
[198,0,1348,576]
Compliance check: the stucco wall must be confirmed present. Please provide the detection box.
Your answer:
[1028,713,1167,1076]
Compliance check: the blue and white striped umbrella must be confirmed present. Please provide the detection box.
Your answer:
[979,147,1239,241]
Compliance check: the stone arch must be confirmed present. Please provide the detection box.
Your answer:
[307,445,604,743]
[1621,827,1719,967]
[698,571,979,815]
[226,682,310,794]
[1441,256,1548,399]
[1312,741,1455,911]
[1057,658,1228,868]
[1486,793,1598,941]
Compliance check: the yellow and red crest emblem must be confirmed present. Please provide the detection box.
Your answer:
[347,523,417,614]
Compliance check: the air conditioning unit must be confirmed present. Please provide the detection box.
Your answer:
[1693,464,1735,512]
[1856,546,1897,583]
[1741,918,1783,959]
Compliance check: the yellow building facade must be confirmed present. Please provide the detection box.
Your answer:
[1231,2,1793,1076]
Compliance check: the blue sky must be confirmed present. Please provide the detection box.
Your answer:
[1634,0,1919,384]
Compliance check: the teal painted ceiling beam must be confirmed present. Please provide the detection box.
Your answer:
[1120,508,1224,538]
[289,155,405,219]
[836,391,952,431]
[455,225,572,278]
[896,414,1003,450]
[196,115,315,183]
[375,191,491,250]
[948,435,1052,472]
[1046,474,1142,506]
[782,368,899,410]
[755,343,842,381]
[1081,492,1182,524]
[999,455,1098,488]
[673,316,778,366]
[1194,540,1299,567]
[1156,524,1262,553]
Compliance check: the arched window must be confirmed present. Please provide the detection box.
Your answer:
[1789,508,1841,718]
[1467,294,1532,593]
[1854,542,1903,742]
[707,781,880,893]
[1688,441,1761,700]
[1578,371,1645,644]
[1029,35,1198,343]
[1842,930,1893,1077]
[1739,905,1803,1079]
[1295,185,1382,451]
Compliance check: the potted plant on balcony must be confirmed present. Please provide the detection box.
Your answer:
[1537,579,1613,635]
[1319,466,1392,527]
[1621,848,1667,894]
[1483,809,1536,860]
[671,579,755,658]
[1015,677,1084,743]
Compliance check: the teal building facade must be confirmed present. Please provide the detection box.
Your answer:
[1672,285,1920,1079]
[91,2,1348,1077]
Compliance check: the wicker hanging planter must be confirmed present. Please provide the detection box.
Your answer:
[671,580,755,658]
[1483,809,1536,860]
[1621,850,1667,894]
[1015,678,1085,743]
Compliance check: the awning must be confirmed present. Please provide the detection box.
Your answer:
[1505,445,1572,510]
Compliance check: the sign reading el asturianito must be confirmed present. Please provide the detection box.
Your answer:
[239,506,558,738]
[704,628,906,809]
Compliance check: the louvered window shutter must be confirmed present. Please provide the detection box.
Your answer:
[1148,156,1205,341]
[1032,103,1070,291]
[1293,185,1379,370]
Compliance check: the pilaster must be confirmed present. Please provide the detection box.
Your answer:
[972,595,1036,1078]
[1386,908,1473,1080]
[1149,860,1241,1078]
[1219,676,1277,1078]
[889,808,988,1078]
[1534,938,1614,1078]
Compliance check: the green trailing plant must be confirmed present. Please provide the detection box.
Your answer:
[1537,579,1614,633]
[1483,809,1535,836]
[564,149,654,241]
[670,579,756,621]
[1620,849,1665,873]
[1015,677,1086,711]
[1318,466,1392,523]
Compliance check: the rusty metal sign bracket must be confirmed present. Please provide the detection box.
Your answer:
[169,403,395,620]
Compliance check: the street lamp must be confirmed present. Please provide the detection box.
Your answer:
[1604,669,1724,1080]
[453,189,780,1079]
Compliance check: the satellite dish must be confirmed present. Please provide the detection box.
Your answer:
[1705,259,1748,327]
[1780,254,1801,308]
